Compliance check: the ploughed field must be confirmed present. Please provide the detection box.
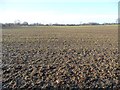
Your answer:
[2,25,120,89]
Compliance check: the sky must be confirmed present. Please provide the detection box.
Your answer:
[0,0,119,24]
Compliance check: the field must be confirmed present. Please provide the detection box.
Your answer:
[2,25,120,89]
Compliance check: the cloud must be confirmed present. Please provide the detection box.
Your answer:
[0,10,117,24]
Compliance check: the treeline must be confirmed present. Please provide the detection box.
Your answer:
[2,22,117,29]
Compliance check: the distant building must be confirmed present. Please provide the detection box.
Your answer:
[22,22,28,26]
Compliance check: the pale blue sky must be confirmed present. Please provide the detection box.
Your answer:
[0,0,119,24]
